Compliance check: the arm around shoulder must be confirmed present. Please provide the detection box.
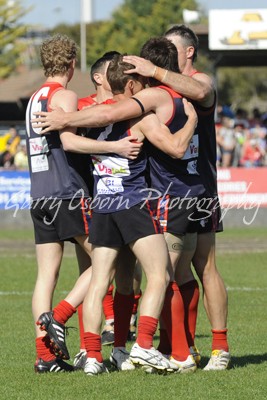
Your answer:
[154,68,215,107]
[139,99,197,159]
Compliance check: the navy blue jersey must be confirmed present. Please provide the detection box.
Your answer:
[25,82,91,200]
[91,120,148,213]
[193,100,218,197]
[146,85,205,197]
[190,71,218,197]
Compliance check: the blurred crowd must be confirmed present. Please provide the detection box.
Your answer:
[0,126,28,171]
[216,106,267,168]
[1,107,267,172]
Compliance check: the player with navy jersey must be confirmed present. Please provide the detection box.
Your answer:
[77,52,144,366]
[164,26,229,371]
[90,123,147,214]
[26,82,91,201]
[146,84,204,198]
[74,52,120,367]
[135,37,205,373]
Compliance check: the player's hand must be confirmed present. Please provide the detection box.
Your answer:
[182,98,198,127]
[123,55,155,77]
[114,136,143,159]
[31,107,67,133]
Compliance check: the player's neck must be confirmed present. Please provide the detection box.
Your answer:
[95,88,113,104]
[182,62,196,77]
[46,75,68,88]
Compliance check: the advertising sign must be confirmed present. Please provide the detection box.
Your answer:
[1,169,267,213]
[217,168,267,208]
[209,9,267,50]
[0,171,30,211]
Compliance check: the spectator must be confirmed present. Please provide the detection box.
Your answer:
[240,131,265,167]
[234,107,249,129]
[0,150,15,170]
[14,140,28,170]
[249,107,262,128]
[232,123,247,166]
[0,126,16,153]
[250,124,267,153]
[6,126,21,155]
[216,115,236,167]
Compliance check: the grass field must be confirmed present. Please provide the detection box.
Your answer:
[0,227,266,400]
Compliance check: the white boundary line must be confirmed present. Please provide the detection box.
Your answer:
[226,286,267,291]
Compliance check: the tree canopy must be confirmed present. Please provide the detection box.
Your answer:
[217,67,267,111]
[83,0,198,65]
[51,0,267,112]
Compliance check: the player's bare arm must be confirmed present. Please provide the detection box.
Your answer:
[31,97,144,133]
[52,89,142,159]
[123,55,214,108]
[53,88,79,139]
[31,84,170,134]
[132,98,197,159]
[60,131,142,159]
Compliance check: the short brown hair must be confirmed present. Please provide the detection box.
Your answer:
[165,24,199,62]
[90,51,121,87]
[140,36,178,73]
[40,34,78,77]
[140,37,179,86]
[106,55,144,95]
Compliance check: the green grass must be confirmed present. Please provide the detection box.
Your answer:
[0,228,266,400]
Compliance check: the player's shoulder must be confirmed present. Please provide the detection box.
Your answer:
[136,85,172,102]
[56,88,77,103]
[192,70,214,87]
[51,88,78,110]
[78,94,97,110]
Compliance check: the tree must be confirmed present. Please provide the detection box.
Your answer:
[51,21,104,70]
[85,0,198,65]
[46,0,267,114]
[217,67,267,112]
[0,0,31,79]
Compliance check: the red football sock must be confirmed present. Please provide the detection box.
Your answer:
[84,332,103,362]
[132,290,142,315]
[102,284,114,321]
[114,290,134,347]
[161,281,190,361]
[53,300,76,325]
[211,329,229,352]
[136,315,158,349]
[35,336,55,362]
[157,328,172,355]
[179,280,199,347]
[77,303,85,349]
